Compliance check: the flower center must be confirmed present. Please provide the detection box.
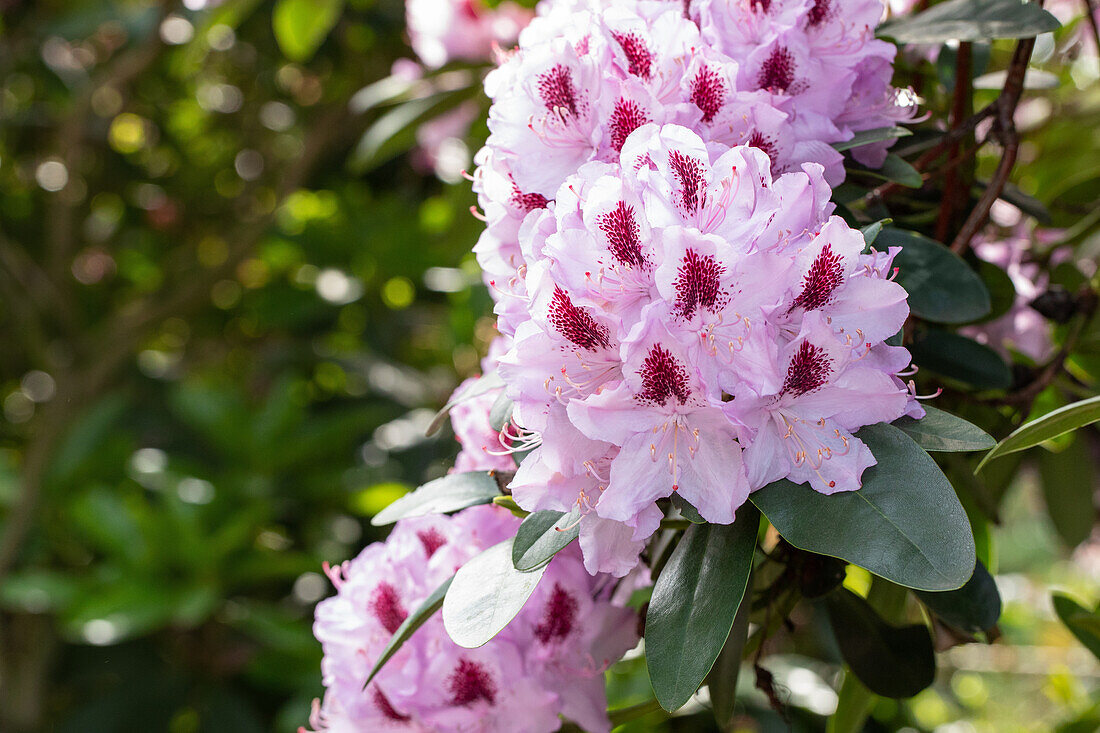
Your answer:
[609,97,650,153]
[789,243,844,313]
[598,200,647,268]
[757,46,795,92]
[534,583,578,643]
[538,64,579,118]
[690,65,726,124]
[369,582,408,635]
[637,344,692,406]
[612,32,654,79]
[448,658,497,707]
[549,286,611,350]
[782,341,832,397]
[416,528,446,558]
[674,249,727,319]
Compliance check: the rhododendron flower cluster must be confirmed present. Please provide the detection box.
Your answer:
[406,0,533,69]
[306,505,638,733]
[492,122,921,576]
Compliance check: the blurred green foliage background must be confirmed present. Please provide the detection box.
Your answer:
[0,1,1097,732]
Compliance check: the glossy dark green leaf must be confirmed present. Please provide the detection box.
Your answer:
[832,126,912,152]
[511,508,580,571]
[1039,437,1096,547]
[670,493,706,523]
[365,577,452,686]
[706,569,753,731]
[752,423,975,591]
[978,395,1100,471]
[443,539,547,648]
[910,330,1012,390]
[916,560,1001,633]
[974,259,1018,323]
[879,0,1060,43]
[646,508,758,712]
[893,405,996,452]
[877,154,923,188]
[877,228,991,324]
[860,219,890,248]
[1052,593,1100,661]
[488,390,513,432]
[427,371,504,436]
[825,588,935,698]
[272,0,344,62]
[371,472,500,526]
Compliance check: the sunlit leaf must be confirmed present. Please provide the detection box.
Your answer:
[272,0,344,62]
[977,395,1100,471]
[371,472,501,526]
[365,577,452,686]
[511,508,580,571]
[1052,593,1100,661]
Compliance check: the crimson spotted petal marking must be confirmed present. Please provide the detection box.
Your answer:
[748,130,779,165]
[674,249,728,319]
[758,46,795,92]
[690,65,726,124]
[782,340,832,397]
[788,243,844,313]
[549,287,611,350]
[510,181,549,213]
[369,582,408,635]
[417,528,446,558]
[612,32,654,79]
[807,0,832,27]
[637,344,692,407]
[609,97,650,153]
[598,200,647,268]
[669,150,708,213]
[448,658,497,706]
[534,584,579,643]
[537,64,579,117]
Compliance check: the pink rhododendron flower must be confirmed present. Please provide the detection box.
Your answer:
[490,123,915,576]
[407,0,533,69]
[306,505,638,732]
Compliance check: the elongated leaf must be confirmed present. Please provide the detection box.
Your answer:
[879,0,1060,43]
[825,588,935,698]
[878,154,923,188]
[706,568,753,731]
[752,423,975,591]
[442,539,547,648]
[670,493,706,523]
[877,228,991,324]
[364,577,452,686]
[272,0,344,62]
[371,472,500,526]
[860,219,890,248]
[916,560,1001,633]
[977,395,1100,471]
[893,405,996,452]
[427,371,504,436]
[910,330,1012,390]
[975,259,1018,323]
[511,508,580,571]
[833,126,912,152]
[488,390,513,432]
[1039,437,1097,547]
[1052,593,1100,661]
[646,508,758,712]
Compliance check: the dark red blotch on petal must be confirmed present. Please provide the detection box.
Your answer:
[534,583,579,643]
[549,287,612,350]
[369,581,408,635]
[789,243,844,313]
[416,528,447,558]
[599,200,647,268]
[690,65,726,124]
[372,687,411,722]
[674,249,727,319]
[757,46,796,92]
[538,64,579,117]
[782,340,833,397]
[637,344,692,407]
[448,658,497,707]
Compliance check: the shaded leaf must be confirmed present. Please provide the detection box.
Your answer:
[879,0,1060,43]
[877,228,991,324]
[916,560,1001,633]
[893,405,996,452]
[442,539,546,648]
[427,371,504,436]
[371,472,500,526]
[365,577,452,686]
[1039,437,1096,547]
[272,0,344,62]
[832,126,912,152]
[978,395,1100,471]
[910,330,1013,390]
[670,493,706,523]
[825,588,935,698]
[752,423,975,591]
[488,390,513,432]
[1052,593,1100,661]
[511,508,580,571]
[646,508,758,712]
[861,219,891,248]
[706,568,753,731]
